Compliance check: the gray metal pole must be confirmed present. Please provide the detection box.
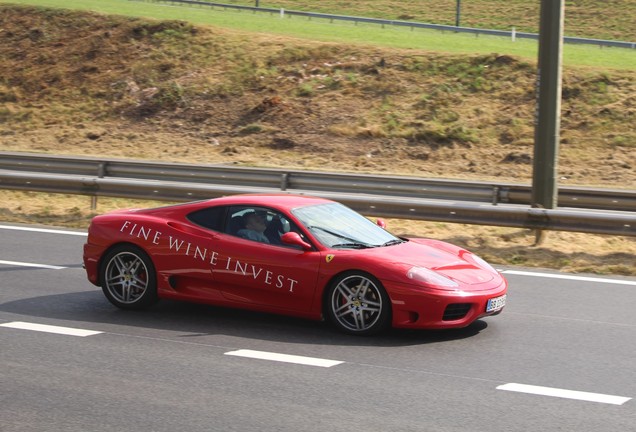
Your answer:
[455,0,462,27]
[532,0,564,210]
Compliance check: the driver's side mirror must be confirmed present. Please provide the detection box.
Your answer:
[376,218,387,229]
[281,232,313,251]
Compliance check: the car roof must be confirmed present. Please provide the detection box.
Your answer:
[131,194,335,217]
[206,194,333,210]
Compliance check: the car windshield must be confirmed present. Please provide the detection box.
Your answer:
[292,203,402,249]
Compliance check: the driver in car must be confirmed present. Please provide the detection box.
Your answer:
[237,211,270,243]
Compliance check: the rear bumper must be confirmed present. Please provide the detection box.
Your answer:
[83,243,102,286]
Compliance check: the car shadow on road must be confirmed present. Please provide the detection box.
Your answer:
[0,290,490,347]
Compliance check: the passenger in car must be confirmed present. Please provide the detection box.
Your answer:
[237,211,270,243]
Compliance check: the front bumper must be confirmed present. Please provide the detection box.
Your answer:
[386,279,508,329]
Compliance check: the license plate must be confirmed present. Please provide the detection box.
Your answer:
[486,294,506,312]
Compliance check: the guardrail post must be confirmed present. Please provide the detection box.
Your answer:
[280,173,289,191]
[492,186,500,205]
[91,162,106,210]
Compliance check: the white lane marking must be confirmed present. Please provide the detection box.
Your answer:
[1,321,103,337]
[225,349,344,368]
[0,224,87,236]
[502,270,636,286]
[497,383,631,405]
[0,260,67,270]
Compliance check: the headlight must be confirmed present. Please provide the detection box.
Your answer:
[407,266,459,288]
[470,254,498,274]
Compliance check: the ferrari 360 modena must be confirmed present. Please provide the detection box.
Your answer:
[83,194,507,335]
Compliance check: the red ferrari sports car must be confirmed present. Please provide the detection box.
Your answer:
[83,194,507,335]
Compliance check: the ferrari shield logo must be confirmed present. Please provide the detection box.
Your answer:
[326,254,335,263]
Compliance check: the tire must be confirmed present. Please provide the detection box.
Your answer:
[99,244,158,310]
[325,271,391,335]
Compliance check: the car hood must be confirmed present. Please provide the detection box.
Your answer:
[366,239,498,286]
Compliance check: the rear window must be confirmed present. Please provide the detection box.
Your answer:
[186,206,226,231]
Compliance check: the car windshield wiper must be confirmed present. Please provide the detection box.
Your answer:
[381,239,404,247]
[331,242,372,249]
[307,225,373,249]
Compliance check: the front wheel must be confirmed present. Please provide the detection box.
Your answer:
[99,245,158,310]
[325,272,391,335]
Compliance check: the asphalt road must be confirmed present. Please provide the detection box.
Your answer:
[1,224,635,432]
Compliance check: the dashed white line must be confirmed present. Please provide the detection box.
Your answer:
[0,321,103,337]
[497,383,631,405]
[0,260,67,270]
[225,349,344,368]
[2,321,632,405]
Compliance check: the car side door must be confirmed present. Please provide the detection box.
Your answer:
[212,206,322,313]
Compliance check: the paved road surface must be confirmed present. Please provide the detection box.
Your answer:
[1,224,635,431]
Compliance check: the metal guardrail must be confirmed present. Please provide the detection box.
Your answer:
[1,152,634,211]
[0,153,634,237]
[144,0,636,50]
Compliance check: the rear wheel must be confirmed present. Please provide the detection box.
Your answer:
[325,272,390,335]
[99,245,158,309]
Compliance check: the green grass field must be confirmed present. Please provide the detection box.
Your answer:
[218,0,636,42]
[2,0,635,69]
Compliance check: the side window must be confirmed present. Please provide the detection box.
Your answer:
[226,206,305,248]
[186,206,226,231]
